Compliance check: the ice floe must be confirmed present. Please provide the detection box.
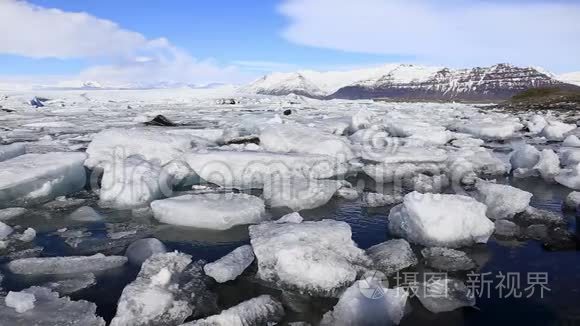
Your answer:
[249,220,369,296]
[203,245,254,283]
[0,152,87,206]
[388,192,494,248]
[366,239,418,275]
[125,238,167,266]
[8,253,127,275]
[111,252,210,326]
[263,178,342,211]
[0,287,105,325]
[474,180,532,220]
[185,150,349,189]
[151,193,266,230]
[181,295,284,326]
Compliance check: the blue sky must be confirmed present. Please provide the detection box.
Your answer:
[0,0,579,85]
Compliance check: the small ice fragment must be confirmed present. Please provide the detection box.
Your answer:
[366,239,418,275]
[203,245,254,283]
[8,253,127,275]
[125,238,167,266]
[275,212,303,224]
[5,291,35,313]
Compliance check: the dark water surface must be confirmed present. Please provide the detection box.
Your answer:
[1,176,579,326]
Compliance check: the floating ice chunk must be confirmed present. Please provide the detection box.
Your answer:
[362,192,403,207]
[363,162,447,184]
[42,273,96,295]
[152,193,266,230]
[411,173,449,193]
[541,121,576,141]
[494,220,519,237]
[263,178,342,211]
[388,192,494,248]
[336,186,360,200]
[275,212,303,224]
[561,148,580,167]
[8,253,127,275]
[260,124,354,160]
[526,115,547,134]
[5,291,35,313]
[555,163,580,190]
[125,238,167,266]
[474,181,532,220]
[99,156,170,209]
[181,295,284,326]
[204,245,254,283]
[414,278,475,313]
[533,149,560,182]
[349,109,375,132]
[455,120,522,140]
[0,222,13,240]
[509,144,540,171]
[0,287,105,325]
[85,128,194,170]
[69,206,103,222]
[0,207,27,221]
[0,152,87,206]
[185,150,348,189]
[111,252,207,326]
[0,143,25,162]
[18,228,36,242]
[250,220,369,296]
[321,277,408,326]
[421,247,476,271]
[366,239,417,275]
[563,135,580,148]
[564,191,580,210]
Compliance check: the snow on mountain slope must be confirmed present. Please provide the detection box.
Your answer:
[559,72,580,86]
[246,63,574,101]
[243,64,412,97]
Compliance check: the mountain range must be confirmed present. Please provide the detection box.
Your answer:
[244,63,580,102]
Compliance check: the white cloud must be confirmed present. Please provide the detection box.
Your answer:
[279,0,580,71]
[0,0,250,85]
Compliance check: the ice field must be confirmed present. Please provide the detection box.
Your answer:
[0,88,579,325]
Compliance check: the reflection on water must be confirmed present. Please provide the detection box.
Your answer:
[0,176,579,325]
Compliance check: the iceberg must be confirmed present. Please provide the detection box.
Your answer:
[99,155,171,209]
[0,152,87,206]
[151,193,266,230]
[388,192,494,248]
[185,150,348,189]
[260,124,354,160]
[111,252,206,326]
[249,220,370,297]
[85,128,194,170]
[263,178,342,211]
[474,181,532,220]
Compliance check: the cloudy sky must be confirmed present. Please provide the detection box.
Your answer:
[1,0,579,86]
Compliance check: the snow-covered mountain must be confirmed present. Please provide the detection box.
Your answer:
[245,63,577,101]
[558,72,580,86]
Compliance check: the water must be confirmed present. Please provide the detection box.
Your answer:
[1,174,578,326]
